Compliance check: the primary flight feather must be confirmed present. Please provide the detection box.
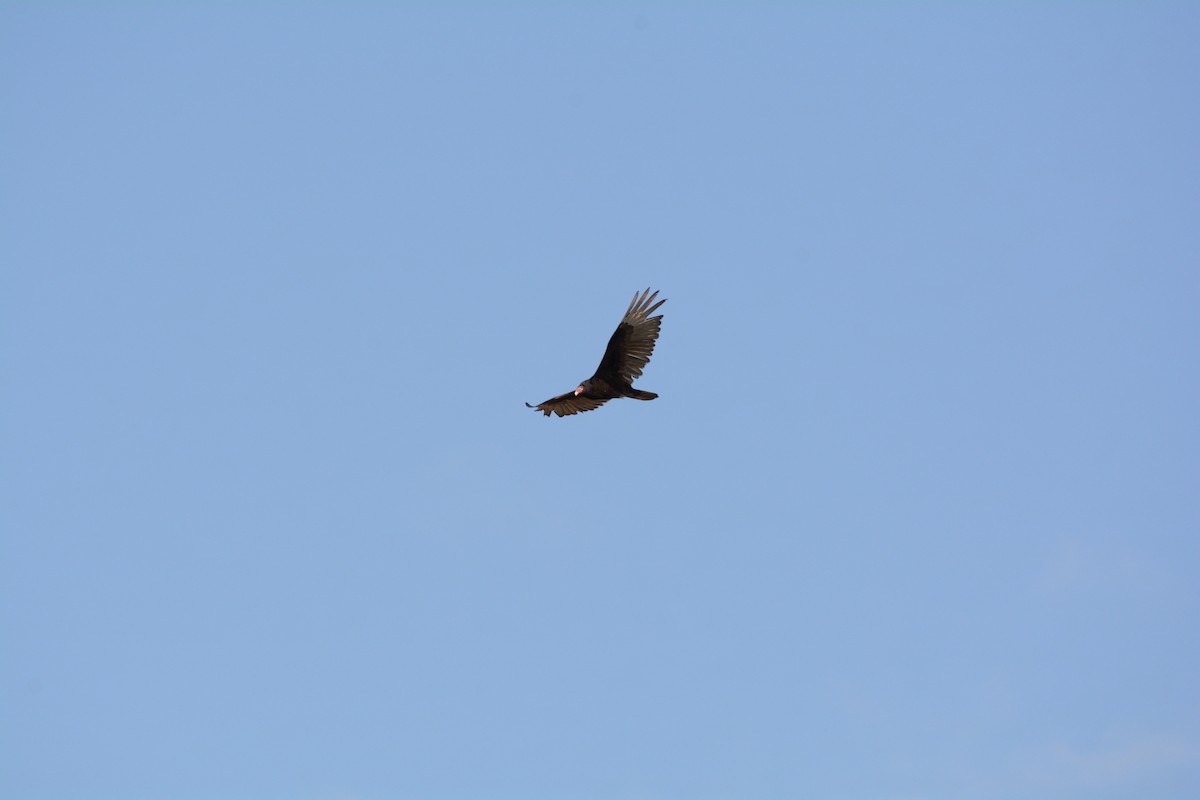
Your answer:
[526,288,666,418]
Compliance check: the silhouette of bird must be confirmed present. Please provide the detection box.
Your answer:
[526,288,666,417]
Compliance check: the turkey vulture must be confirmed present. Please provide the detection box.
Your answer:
[526,288,666,417]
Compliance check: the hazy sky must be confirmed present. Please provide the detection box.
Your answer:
[2,4,1198,800]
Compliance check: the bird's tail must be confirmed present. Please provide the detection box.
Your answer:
[626,388,658,401]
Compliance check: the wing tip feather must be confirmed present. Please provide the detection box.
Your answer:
[624,287,666,322]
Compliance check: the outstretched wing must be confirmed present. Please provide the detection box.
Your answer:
[594,287,666,385]
[525,392,610,418]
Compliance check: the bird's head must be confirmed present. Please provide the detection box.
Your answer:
[573,384,585,396]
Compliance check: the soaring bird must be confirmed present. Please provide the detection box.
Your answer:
[526,288,666,417]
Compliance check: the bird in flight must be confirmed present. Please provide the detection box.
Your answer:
[526,288,667,417]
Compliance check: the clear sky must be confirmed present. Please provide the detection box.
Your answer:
[2,4,1198,800]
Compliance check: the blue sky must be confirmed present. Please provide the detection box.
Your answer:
[2,4,1198,799]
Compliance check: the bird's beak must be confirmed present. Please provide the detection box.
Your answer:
[574,386,584,396]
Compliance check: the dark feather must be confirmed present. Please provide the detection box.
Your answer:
[596,288,666,385]
[525,393,609,418]
[526,288,667,418]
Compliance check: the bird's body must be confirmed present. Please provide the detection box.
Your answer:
[526,288,666,417]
